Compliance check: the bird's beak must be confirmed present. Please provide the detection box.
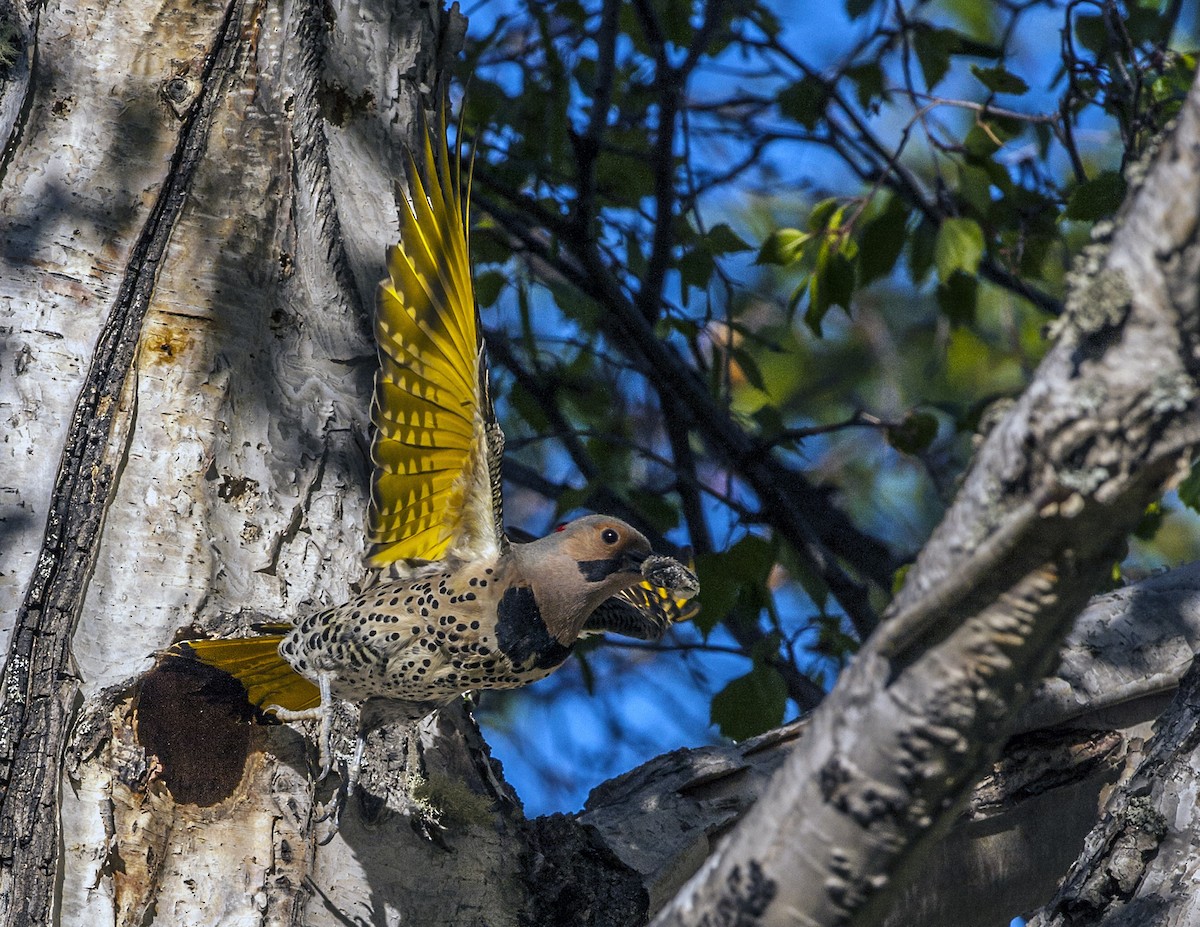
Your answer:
[620,547,650,573]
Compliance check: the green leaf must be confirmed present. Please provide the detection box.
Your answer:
[678,248,715,292]
[755,228,811,266]
[886,410,939,454]
[475,270,505,308]
[814,615,858,661]
[808,198,842,233]
[1126,6,1170,44]
[934,217,985,281]
[936,269,979,324]
[710,663,788,741]
[1074,14,1108,55]
[778,76,827,130]
[846,63,886,110]
[751,404,785,442]
[731,345,767,391]
[705,222,753,254]
[806,241,856,336]
[471,226,513,265]
[694,534,775,634]
[508,381,550,432]
[970,64,1029,95]
[857,197,908,286]
[1178,460,1200,512]
[1065,171,1127,221]
[913,26,956,90]
[956,163,993,217]
[962,115,1021,158]
[909,217,937,284]
[963,125,1000,158]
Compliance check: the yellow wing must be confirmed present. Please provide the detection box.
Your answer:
[368,109,503,569]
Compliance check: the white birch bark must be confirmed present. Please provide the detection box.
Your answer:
[0,0,527,923]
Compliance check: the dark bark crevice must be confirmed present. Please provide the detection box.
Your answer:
[0,0,248,919]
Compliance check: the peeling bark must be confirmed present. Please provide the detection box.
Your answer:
[1029,657,1200,927]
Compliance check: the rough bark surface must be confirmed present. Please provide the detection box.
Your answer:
[1029,657,1200,927]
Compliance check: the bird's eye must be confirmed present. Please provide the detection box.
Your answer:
[601,528,619,545]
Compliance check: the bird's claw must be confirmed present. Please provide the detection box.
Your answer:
[266,673,338,782]
[315,781,347,844]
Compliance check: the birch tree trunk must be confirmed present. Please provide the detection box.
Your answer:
[0,0,527,923]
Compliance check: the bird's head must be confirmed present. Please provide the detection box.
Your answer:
[513,514,654,638]
[551,514,653,584]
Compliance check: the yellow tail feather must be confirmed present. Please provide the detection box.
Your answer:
[179,636,321,713]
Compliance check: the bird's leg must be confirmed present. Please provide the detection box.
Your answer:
[320,722,366,823]
[312,745,364,839]
[315,673,334,780]
[265,672,336,781]
[316,702,381,833]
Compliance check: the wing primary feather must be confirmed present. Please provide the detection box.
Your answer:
[367,100,504,569]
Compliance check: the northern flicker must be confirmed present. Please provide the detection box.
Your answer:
[178,107,698,782]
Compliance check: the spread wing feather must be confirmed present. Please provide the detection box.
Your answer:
[368,108,502,568]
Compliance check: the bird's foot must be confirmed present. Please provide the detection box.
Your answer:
[314,774,350,844]
[313,731,365,840]
[266,673,337,781]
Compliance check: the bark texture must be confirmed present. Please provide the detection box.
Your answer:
[1030,659,1200,927]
